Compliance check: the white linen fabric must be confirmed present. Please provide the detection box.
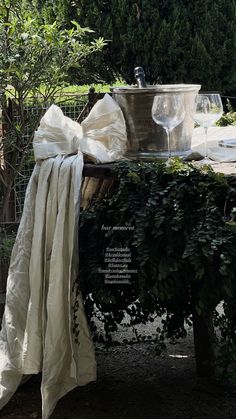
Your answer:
[191,125,236,161]
[0,154,96,419]
[80,93,127,162]
[33,93,127,163]
[0,95,127,418]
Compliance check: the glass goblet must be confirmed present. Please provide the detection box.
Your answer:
[152,93,186,160]
[192,93,223,163]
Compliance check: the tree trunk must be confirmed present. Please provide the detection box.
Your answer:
[192,308,215,378]
[0,259,9,293]
[0,181,15,222]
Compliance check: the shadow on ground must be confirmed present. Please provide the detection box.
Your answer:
[1,332,236,419]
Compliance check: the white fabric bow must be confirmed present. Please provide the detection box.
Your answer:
[33,93,127,163]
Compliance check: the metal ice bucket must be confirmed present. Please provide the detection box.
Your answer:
[111,84,201,159]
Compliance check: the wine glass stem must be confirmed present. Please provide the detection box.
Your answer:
[204,127,208,159]
[165,128,171,159]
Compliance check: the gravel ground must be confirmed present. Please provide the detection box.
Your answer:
[1,328,236,419]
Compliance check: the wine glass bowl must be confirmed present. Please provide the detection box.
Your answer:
[192,93,223,162]
[151,93,186,159]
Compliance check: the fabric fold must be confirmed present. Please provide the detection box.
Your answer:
[0,95,127,418]
[33,94,127,163]
[0,165,40,408]
[0,154,96,419]
[191,125,236,161]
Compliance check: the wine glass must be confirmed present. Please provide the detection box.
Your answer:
[192,93,223,163]
[151,93,186,160]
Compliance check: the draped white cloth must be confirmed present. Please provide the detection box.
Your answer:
[33,93,127,163]
[191,125,236,161]
[0,95,127,418]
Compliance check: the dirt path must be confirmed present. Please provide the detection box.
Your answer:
[1,331,236,419]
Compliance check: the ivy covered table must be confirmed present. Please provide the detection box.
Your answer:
[80,159,236,380]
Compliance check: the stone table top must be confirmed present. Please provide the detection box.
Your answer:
[82,126,236,178]
[191,126,236,175]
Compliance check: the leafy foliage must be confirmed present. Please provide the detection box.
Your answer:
[217,100,236,126]
[0,2,105,98]
[22,1,236,91]
[63,0,236,92]
[78,159,236,375]
[0,228,16,260]
[0,1,106,221]
[217,111,236,127]
[32,0,77,28]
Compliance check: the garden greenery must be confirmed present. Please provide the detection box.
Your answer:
[0,229,16,260]
[64,0,236,92]
[78,159,236,378]
[217,100,236,126]
[0,1,106,221]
